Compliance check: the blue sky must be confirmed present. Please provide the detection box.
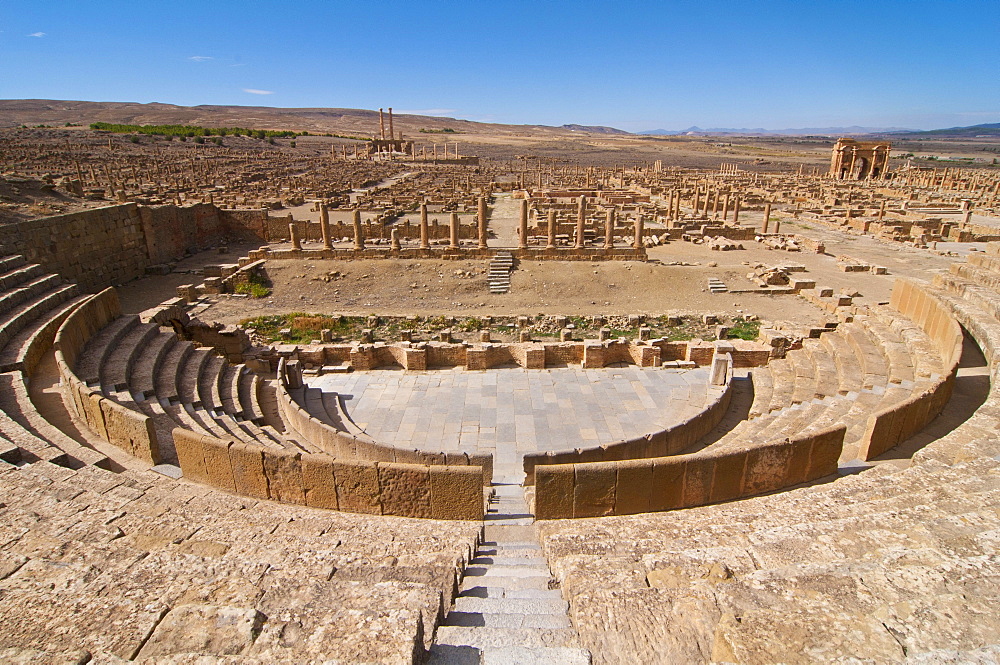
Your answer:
[1,0,997,131]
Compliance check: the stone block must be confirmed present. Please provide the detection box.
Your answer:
[573,462,617,517]
[682,454,715,507]
[100,399,160,465]
[743,442,793,495]
[534,464,575,520]
[709,451,748,503]
[333,460,381,514]
[262,449,306,505]
[228,441,269,499]
[202,436,236,493]
[83,389,109,441]
[650,458,686,512]
[806,425,845,478]
[430,466,484,520]
[467,453,494,486]
[615,460,653,515]
[785,436,813,486]
[300,453,339,509]
[378,462,432,518]
[136,604,265,661]
[173,427,208,484]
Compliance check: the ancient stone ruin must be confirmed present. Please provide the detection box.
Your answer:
[1,125,1000,663]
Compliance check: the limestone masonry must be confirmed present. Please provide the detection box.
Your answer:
[1,125,1000,663]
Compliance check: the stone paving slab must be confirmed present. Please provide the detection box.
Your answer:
[311,366,709,465]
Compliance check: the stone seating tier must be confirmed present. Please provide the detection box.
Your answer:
[533,272,988,663]
[0,457,481,662]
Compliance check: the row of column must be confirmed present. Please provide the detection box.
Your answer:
[293,200,646,252]
[293,203,465,251]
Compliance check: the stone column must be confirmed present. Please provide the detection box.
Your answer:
[388,107,394,143]
[722,193,730,221]
[547,211,556,249]
[733,197,741,224]
[420,203,430,249]
[391,227,401,251]
[693,187,701,217]
[605,207,615,249]
[878,200,886,221]
[378,108,386,140]
[478,196,488,249]
[518,198,529,249]
[575,195,586,249]
[633,215,644,250]
[762,203,771,234]
[450,212,460,249]
[320,203,332,249]
[289,223,301,250]
[353,209,365,250]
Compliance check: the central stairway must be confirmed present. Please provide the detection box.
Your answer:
[428,484,591,664]
[488,252,514,294]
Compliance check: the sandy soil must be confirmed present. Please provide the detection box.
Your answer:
[115,212,966,333]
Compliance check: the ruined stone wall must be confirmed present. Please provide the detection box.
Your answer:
[219,208,269,240]
[0,204,150,292]
[139,204,225,265]
[0,203,252,293]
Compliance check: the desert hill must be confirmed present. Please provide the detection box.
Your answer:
[0,99,599,139]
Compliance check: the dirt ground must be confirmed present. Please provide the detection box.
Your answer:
[115,212,968,333]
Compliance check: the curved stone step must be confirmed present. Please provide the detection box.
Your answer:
[154,341,193,403]
[0,285,79,353]
[101,321,159,393]
[0,294,89,372]
[820,329,864,395]
[76,315,138,385]
[131,331,177,399]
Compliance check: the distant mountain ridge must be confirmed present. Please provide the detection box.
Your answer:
[0,99,599,139]
[637,125,915,136]
[560,124,631,135]
[896,123,1000,138]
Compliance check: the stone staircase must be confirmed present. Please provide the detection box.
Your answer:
[488,252,514,294]
[429,484,591,664]
[707,277,728,293]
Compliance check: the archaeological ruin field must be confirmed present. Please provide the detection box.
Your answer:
[1,100,1000,663]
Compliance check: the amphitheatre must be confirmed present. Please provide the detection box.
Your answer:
[2,99,1000,664]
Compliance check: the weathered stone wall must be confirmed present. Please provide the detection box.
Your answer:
[1,204,149,292]
[0,203,255,294]
[139,203,225,265]
[173,427,484,520]
[533,423,845,519]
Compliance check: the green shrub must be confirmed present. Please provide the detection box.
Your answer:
[727,318,760,341]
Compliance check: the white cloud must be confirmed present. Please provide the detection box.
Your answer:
[27,32,45,38]
[188,55,213,62]
[243,88,274,95]
[395,108,457,117]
